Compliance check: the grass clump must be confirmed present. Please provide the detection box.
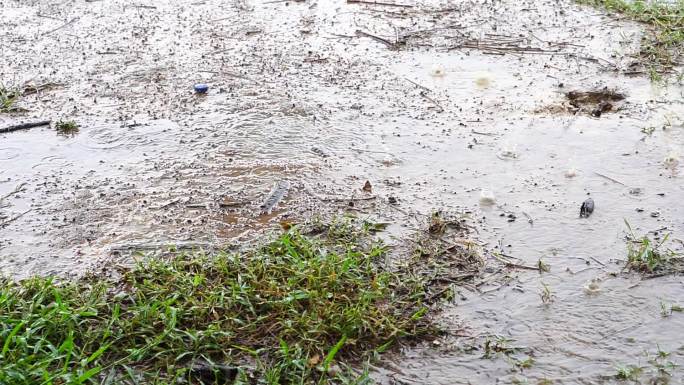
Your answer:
[0,220,440,384]
[577,0,684,77]
[624,220,683,275]
[55,120,80,137]
[614,346,678,382]
[0,85,20,113]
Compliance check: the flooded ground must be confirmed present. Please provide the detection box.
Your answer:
[1,0,684,383]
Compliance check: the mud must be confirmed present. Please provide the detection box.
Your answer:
[1,0,684,383]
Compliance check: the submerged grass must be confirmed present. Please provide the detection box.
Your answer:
[577,0,684,77]
[0,220,441,384]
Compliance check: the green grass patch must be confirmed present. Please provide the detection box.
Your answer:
[614,346,678,382]
[0,85,20,113]
[577,0,684,77]
[55,120,80,137]
[624,220,684,275]
[0,220,444,384]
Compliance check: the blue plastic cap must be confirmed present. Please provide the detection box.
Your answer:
[194,84,209,94]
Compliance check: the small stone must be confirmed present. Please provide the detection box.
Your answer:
[580,198,594,218]
[194,83,209,94]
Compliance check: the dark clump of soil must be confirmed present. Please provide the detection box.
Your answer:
[566,88,626,104]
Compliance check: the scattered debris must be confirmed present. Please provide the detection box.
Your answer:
[362,180,372,192]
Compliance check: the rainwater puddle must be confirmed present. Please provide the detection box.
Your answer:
[2,0,684,382]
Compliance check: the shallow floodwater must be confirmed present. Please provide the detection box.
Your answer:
[1,0,683,383]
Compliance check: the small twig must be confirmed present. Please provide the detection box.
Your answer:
[347,0,412,6]
[420,92,444,112]
[0,120,51,134]
[491,253,540,271]
[355,30,399,49]
[186,203,209,209]
[151,198,181,210]
[522,211,533,225]
[321,195,377,202]
[0,209,32,228]
[404,77,431,91]
[42,17,79,36]
[0,183,27,202]
[594,171,626,186]
[589,255,606,267]
[471,130,495,136]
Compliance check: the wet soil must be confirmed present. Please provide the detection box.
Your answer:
[1,0,684,383]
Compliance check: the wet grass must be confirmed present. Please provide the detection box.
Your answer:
[0,85,20,113]
[624,220,684,275]
[0,220,442,384]
[577,0,684,78]
[55,120,80,137]
[614,346,677,382]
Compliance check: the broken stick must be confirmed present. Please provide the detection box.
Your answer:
[0,120,51,134]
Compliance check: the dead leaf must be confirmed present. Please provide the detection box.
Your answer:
[362,180,372,192]
[308,354,320,367]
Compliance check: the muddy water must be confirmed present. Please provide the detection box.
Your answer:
[1,0,684,383]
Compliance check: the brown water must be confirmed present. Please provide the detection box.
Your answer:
[1,0,683,382]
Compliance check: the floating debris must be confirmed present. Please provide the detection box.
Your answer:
[479,189,496,205]
[311,146,331,158]
[580,198,594,218]
[565,168,578,178]
[362,180,372,192]
[430,64,445,77]
[566,87,625,117]
[474,71,492,88]
[591,100,613,117]
[497,144,518,160]
[583,278,601,295]
[194,83,209,94]
[260,180,290,215]
[663,152,679,170]
[566,88,625,105]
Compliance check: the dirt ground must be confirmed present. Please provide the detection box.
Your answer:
[2,0,684,383]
